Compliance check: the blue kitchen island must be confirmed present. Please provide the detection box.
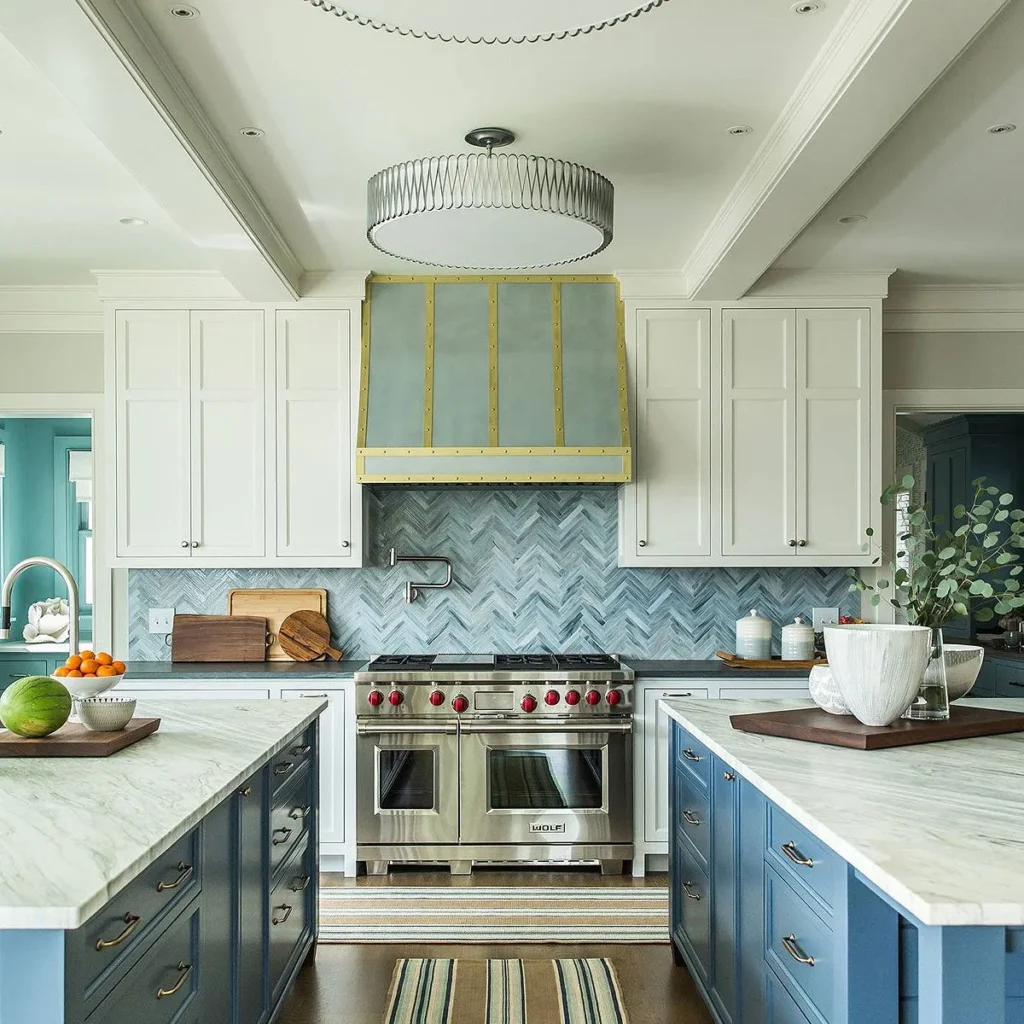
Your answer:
[0,699,324,1024]
[663,697,1024,1024]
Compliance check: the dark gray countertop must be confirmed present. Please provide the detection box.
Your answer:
[621,659,812,679]
[124,660,367,680]
[975,643,1024,663]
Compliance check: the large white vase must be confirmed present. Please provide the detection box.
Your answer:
[824,624,931,727]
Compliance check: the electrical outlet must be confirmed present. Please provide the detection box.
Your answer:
[812,607,839,631]
[149,608,175,634]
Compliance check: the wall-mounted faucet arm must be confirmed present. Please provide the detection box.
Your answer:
[388,549,454,603]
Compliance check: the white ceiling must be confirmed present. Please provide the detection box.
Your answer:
[776,0,1024,286]
[0,30,208,285]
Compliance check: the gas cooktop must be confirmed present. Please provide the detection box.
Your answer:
[355,652,633,684]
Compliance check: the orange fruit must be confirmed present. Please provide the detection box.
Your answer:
[96,652,113,667]
[83,672,98,678]
[53,667,70,677]
[67,669,83,678]
[111,661,126,675]
[80,659,99,675]
[96,666,117,677]
[79,650,96,661]
[65,655,82,670]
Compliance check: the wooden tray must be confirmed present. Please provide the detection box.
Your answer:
[730,705,1024,750]
[0,718,160,757]
[171,614,270,663]
[227,589,328,661]
[716,650,826,671]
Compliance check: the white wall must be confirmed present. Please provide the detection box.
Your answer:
[884,331,1024,389]
[0,333,103,392]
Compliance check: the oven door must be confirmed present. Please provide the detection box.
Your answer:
[356,719,460,846]
[459,720,632,845]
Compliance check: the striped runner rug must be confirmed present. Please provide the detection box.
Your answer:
[384,958,629,1024]
[320,886,668,943]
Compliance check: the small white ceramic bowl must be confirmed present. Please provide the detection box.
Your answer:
[77,696,136,732]
[943,644,985,701]
[58,674,125,699]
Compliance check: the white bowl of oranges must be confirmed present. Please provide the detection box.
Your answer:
[53,651,126,699]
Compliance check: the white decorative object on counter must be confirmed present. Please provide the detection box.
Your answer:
[21,598,70,643]
[943,645,985,701]
[736,609,772,660]
[824,624,930,727]
[808,664,850,715]
[781,617,815,661]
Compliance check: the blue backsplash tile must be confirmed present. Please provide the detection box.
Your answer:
[128,487,858,660]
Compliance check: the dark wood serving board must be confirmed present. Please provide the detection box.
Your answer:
[0,718,160,757]
[730,705,1024,750]
[171,614,270,662]
[716,651,827,670]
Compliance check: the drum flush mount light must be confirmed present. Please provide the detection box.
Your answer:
[366,128,614,270]
[301,0,671,44]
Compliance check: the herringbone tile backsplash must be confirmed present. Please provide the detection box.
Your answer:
[128,487,857,660]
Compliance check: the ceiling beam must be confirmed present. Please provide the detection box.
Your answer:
[683,0,1011,302]
[0,0,302,301]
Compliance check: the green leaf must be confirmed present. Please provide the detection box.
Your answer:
[996,552,1019,565]
[995,509,1010,522]
[955,525,970,538]
[865,527,874,537]
[936,578,955,598]
[1005,579,1021,593]
[901,474,916,489]
[1011,510,1024,521]
[953,504,967,519]
[953,602,969,617]
[1001,493,1015,506]
[988,486,1001,496]
[984,532,1001,549]
[972,477,986,487]
[996,601,1013,616]
[1011,566,1024,577]
[973,523,989,535]
[871,594,881,607]
[939,564,957,576]
[976,607,996,622]
[911,511,928,527]
[877,578,890,590]
[937,546,956,559]
[894,568,909,587]
[969,579,995,597]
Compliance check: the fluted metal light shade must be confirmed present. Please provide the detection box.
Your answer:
[367,132,614,270]
[303,0,671,44]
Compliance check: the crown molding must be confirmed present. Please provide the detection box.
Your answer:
[746,268,895,299]
[93,270,243,302]
[0,286,103,332]
[614,271,688,300]
[884,284,1024,332]
[299,271,370,300]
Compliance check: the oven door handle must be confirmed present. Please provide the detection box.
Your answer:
[357,721,458,735]
[460,721,632,734]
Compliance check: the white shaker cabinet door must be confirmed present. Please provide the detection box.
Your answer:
[796,309,871,558]
[189,310,267,559]
[275,310,362,564]
[115,310,192,558]
[721,309,797,558]
[633,308,713,559]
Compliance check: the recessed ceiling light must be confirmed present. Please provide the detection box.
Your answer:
[838,215,867,225]
[987,123,1017,134]
[169,5,200,17]
[791,1,823,13]
[239,127,265,138]
[727,125,754,136]
[118,217,149,226]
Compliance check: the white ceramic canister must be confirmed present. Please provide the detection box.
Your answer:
[781,616,816,661]
[736,609,773,660]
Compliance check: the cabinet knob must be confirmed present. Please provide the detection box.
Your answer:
[342,541,350,549]
[181,541,189,548]
[798,539,807,548]
[788,539,797,547]
[190,541,200,549]
[638,540,647,548]
[723,771,736,781]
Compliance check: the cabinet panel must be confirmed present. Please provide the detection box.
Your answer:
[0,659,48,693]
[711,760,740,1024]
[275,311,357,561]
[634,309,712,558]
[115,311,191,558]
[238,769,268,1024]
[189,311,266,558]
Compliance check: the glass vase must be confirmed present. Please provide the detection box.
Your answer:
[903,626,950,721]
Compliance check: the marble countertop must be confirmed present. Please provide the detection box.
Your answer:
[124,659,366,679]
[661,697,1024,927]
[623,659,811,679]
[0,641,90,655]
[0,699,326,931]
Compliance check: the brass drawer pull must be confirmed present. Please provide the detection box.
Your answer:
[781,841,814,868]
[272,827,294,846]
[273,761,294,776]
[288,804,311,820]
[682,810,701,826]
[681,881,701,901]
[723,771,736,781]
[156,961,193,999]
[299,693,329,698]
[682,748,702,762]
[782,934,815,966]
[95,913,141,951]
[272,903,293,925]
[238,785,252,796]
[291,744,312,756]
[156,862,194,892]
[289,874,312,893]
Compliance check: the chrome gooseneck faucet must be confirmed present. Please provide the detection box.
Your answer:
[0,557,80,655]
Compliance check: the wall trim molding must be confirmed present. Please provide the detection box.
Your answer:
[884,286,1024,331]
[93,270,243,302]
[299,271,370,299]
[614,271,688,299]
[746,268,894,298]
[0,287,103,332]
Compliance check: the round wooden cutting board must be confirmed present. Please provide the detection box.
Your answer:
[278,610,343,662]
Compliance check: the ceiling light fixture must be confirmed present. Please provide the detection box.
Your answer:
[837,215,867,224]
[119,217,149,226]
[301,0,671,44]
[366,127,614,269]
[987,123,1017,134]
[791,1,823,13]
[239,127,265,138]
[727,125,753,136]
[169,4,200,17]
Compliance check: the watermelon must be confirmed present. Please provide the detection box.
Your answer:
[0,676,73,738]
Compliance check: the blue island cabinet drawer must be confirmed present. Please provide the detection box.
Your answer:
[270,726,316,795]
[765,804,839,916]
[995,662,1024,697]
[766,967,814,1024]
[86,898,200,1024]
[674,724,711,789]
[270,763,313,879]
[269,835,313,1007]
[67,828,200,1008]
[673,831,711,985]
[674,764,712,870]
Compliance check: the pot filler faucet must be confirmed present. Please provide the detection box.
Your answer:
[0,556,80,655]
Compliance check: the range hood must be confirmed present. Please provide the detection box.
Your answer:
[356,275,631,484]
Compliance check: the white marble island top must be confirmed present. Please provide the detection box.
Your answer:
[0,699,326,931]
[662,697,1024,927]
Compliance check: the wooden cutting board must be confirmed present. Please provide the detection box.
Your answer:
[716,650,827,670]
[227,589,328,661]
[171,615,270,663]
[278,610,343,662]
[0,718,160,757]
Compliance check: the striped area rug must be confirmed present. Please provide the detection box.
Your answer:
[384,958,629,1024]
[320,886,668,944]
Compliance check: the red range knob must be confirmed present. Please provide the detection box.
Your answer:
[521,695,538,712]
[565,689,581,706]
[452,695,469,714]
[606,689,623,706]
[428,690,445,707]
[585,690,601,706]
[544,690,560,706]
[367,690,384,707]
[388,690,404,707]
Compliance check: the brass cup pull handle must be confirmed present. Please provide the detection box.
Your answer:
[681,881,700,901]
[682,810,701,826]
[156,961,193,999]
[272,903,293,925]
[238,785,252,796]
[781,841,814,868]
[95,913,141,951]
[272,827,293,846]
[273,761,294,776]
[723,771,736,781]
[782,934,815,966]
[682,748,701,762]
[289,874,312,893]
[156,862,193,892]
[288,804,311,820]
[291,744,312,757]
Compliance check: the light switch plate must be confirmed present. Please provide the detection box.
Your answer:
[149,607,175,634]
[812,607,839,630]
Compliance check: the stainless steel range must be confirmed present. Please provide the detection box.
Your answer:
[355,654,634,875]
